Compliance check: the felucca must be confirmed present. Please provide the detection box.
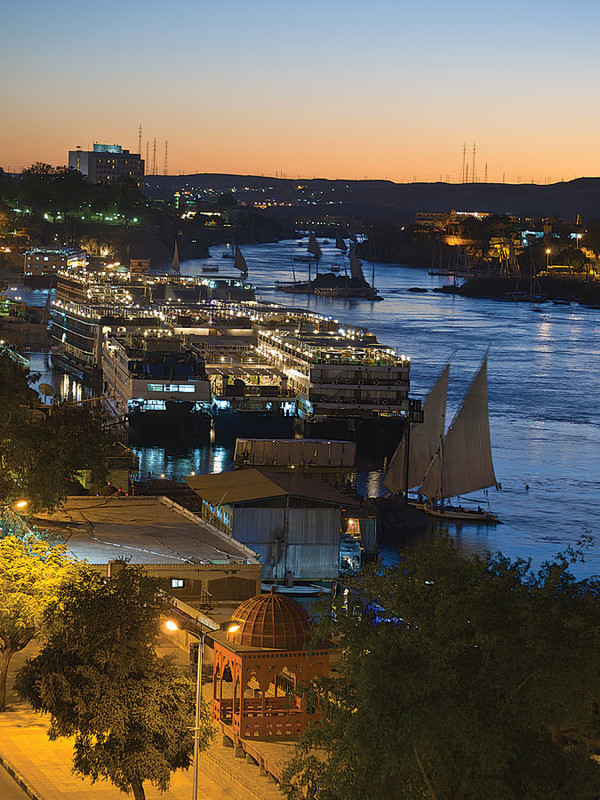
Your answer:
[384,358,500,523]
[234,245,249,277]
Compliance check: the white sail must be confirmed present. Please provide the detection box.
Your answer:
[349,250,366,283]
[307,233,322,260]
[234,245,248,275]
[170,240,180,273]
[421,358,497,501]
[383,364,449,494]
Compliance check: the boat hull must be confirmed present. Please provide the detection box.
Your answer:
[421,501,499,524]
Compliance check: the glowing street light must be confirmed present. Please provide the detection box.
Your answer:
[0,499,28,510]
[164,618,240,800]
[546,248,551,270]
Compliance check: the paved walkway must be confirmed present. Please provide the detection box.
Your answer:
[0,642,284,800]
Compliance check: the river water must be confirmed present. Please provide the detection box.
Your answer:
[11,239,600,576]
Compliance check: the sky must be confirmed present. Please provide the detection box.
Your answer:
[2,0,599,183]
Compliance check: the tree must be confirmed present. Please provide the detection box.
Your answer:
[0,351,111,510]
[283,537,600,800]
[16,565,212,800]
[0,531,76,711]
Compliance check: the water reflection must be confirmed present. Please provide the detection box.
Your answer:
[20,242,600,576]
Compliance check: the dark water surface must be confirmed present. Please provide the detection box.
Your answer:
[183,240,600,576]
[18,240,600,575]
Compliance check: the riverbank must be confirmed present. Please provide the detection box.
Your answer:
[457,275,600,305]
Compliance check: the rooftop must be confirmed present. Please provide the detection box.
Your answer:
[185,467,360,507]
[33,496,259,565]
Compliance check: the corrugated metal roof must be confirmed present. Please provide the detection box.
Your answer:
[185,469,288,504]
[184,468,360,507]
[234,438,356,467]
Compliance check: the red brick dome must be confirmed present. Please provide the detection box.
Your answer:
[227,589,311,650]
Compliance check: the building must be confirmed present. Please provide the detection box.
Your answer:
[185,468,360,581]
[36,496,262,602]
[68,144,144,188]
[24,247,87,277]
[212,591,330,741]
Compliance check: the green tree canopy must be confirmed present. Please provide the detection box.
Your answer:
[0,531,77,711]
[16,565,211,800]
[284,537,600,800]
[0,351,111,510]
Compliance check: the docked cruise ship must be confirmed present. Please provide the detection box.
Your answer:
[256,321,410,449]
[101,332,212,430]
[50,263,412,453]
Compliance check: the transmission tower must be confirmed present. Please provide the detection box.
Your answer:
[472,142,477,183]
[461,142,467,183]
[137,124,142,155]
[151,138,157,176]
[164,140,168,175]
[484,162,488,183]
[145,141,149,168]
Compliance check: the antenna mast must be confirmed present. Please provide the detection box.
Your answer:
[151,138,157,176]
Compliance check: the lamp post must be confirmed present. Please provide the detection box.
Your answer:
[546,248,551,271]
[164,618,240,800]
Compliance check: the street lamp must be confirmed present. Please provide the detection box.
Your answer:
[0,499,28,510]
[546,248,551,270]
[164,618,240,800]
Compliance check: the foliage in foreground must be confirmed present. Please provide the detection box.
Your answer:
[16,566,211,800]
[0,351,111,510]
[283,537,600,800]
[0,531,76,711]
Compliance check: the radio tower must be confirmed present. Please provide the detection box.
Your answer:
[164,140,168,175]
[151,138,157,176]
[472,142,477,183]
[461,142,467,183]
[137,124,142,155]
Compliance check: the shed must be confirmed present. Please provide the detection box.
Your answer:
[185,469,360,581]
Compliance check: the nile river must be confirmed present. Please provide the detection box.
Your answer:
[10,239,600,576]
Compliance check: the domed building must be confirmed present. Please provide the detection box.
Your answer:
[212,589,330,740]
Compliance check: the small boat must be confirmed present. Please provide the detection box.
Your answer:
[384,357,500,524]
[408,287,429,293]
[330,266,341,273]
[202,266,219,273]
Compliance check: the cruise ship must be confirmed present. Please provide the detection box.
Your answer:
[101,331,212,431]
[51,264,413,454]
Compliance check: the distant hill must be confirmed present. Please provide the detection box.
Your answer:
[144,174,600,224]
